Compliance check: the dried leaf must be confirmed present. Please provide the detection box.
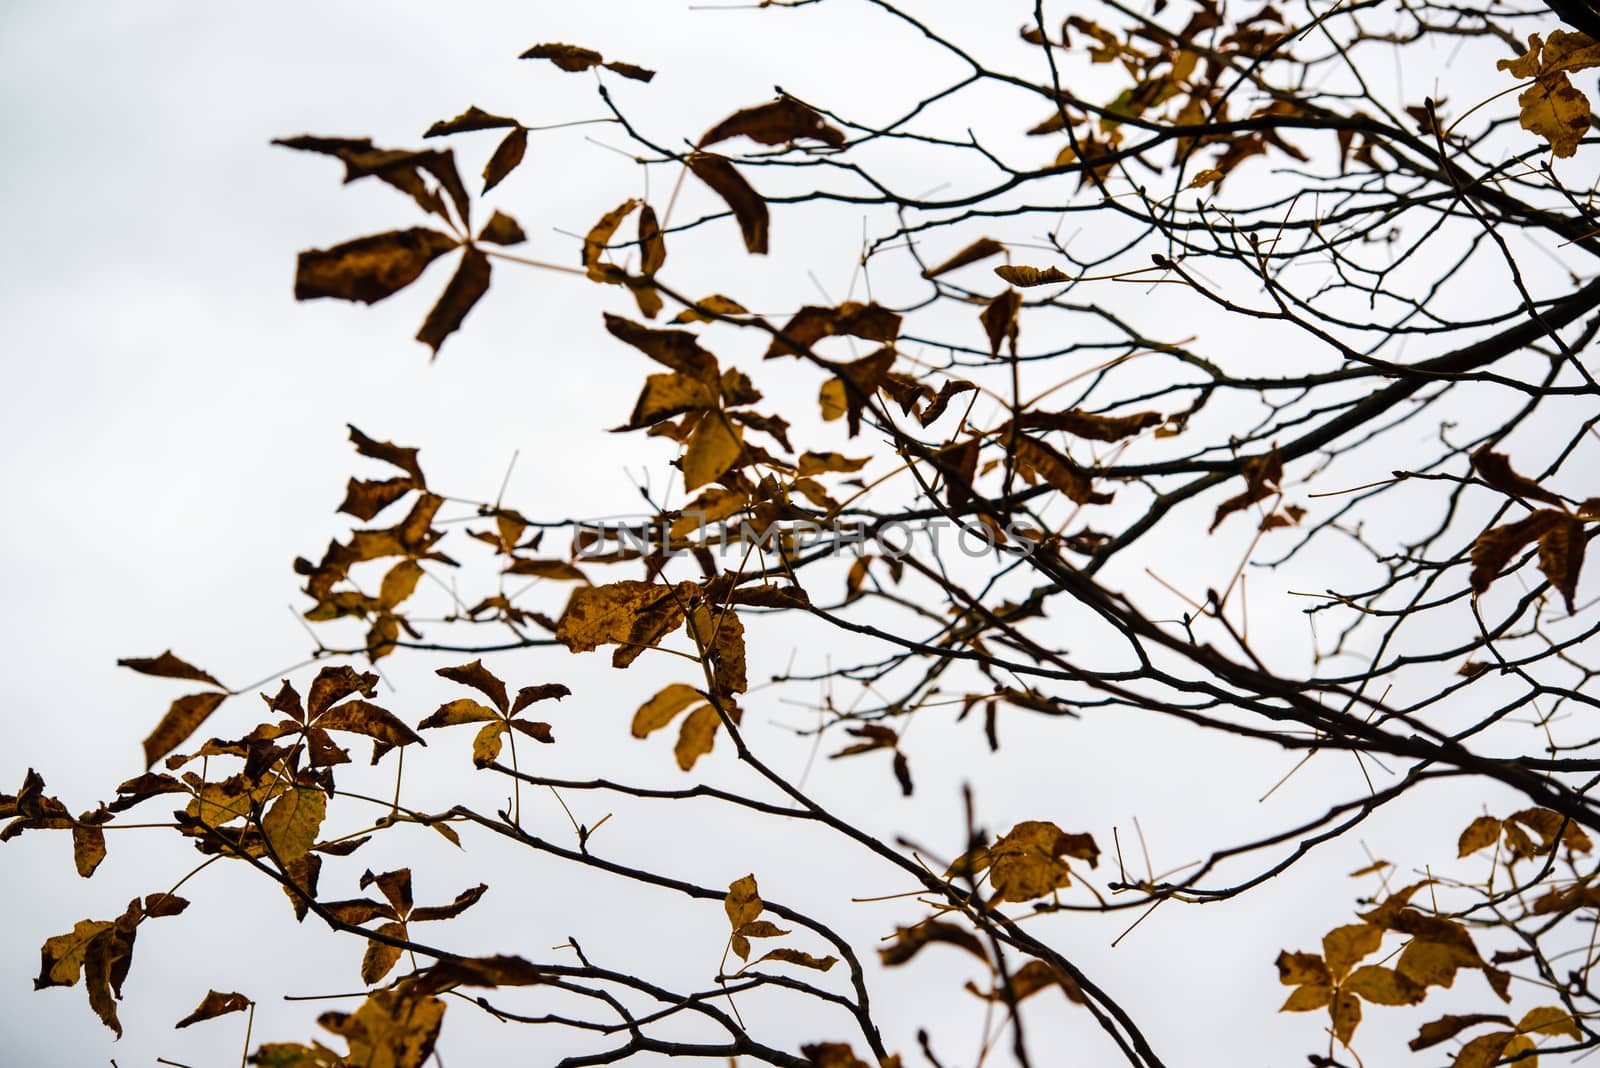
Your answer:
[262,787,326,863]
[993,264,1071,287]
[699,96,845,149]
[177,990,251,1028]
[477,210,526,246]
[361,923,407,984]
[416,247,491,354]
[1459,815,1503,857]
[687,153,768,254]
[754,948,838,971]
[116,652,222,689]
[143,692,229,768]
[1471,447,1565,506]
[674,704,721,770]
[294,229,460,304]
[879,920,987,965]
[980,289,1021,358]
[922,238,1006,279]
[424,106,518,137]
[633,684,705,738]
[683,413,744,490]
[1469,509,1567,598]
[436,660,509,713]
[482,127,528,193]
[1408,1014,1514,1051]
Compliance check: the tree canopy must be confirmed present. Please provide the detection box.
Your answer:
[6,2,1600,1066]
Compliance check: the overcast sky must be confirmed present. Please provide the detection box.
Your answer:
[0,3,1567,1067]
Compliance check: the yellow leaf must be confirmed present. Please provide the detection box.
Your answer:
[683,413,743,490]
[1518,1005,1581,1039]
[1276,950,1331,987]
[1187,168,1224,188]
[1396,938,1481,988]
[1343,965,1425,1006]
[1330,989,1362,1045]
[1322,923,1382,980]
[472,721,508,767]
[36,920,113,988]
[261,787,326,863]
[1454,1031,1517,1068]
[1458,815,1503,857]
[674,704,721,770]
[626,372,719,429]
[361,922,406,984]
[819,378,847,421]
[1515,72,1593,158]
[632,684,704,738]
[1280,984,1332,1011]
[726,874,763,930]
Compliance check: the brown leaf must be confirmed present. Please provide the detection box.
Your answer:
[765,302,901,358]
[687,153,768,254]
[798,452,869,476]
[348,425,426,484]
[1471,446,1565,506]
[980,289,1021,358]
[994,264,1071,287]
[519,43,655,81]
[294,228,460,304]
[1020,407,1163,442]
[1469,508,1567,598]
[699,96,845,149]
[482,127,528,193]
[638,203,666,275]
[436,660,509,713]
[922,237,1006,279]
[65,823,111,881]
[143,692,228,769]
[361,922,407,984]
[1012,434,1112,505]
[582,199,639,280]
[674,295,750,323]
[339,477,414,521]
[116,652,222,689]
[410,884,489,924]
[1210,448,1284,532]
[625,372,720,429]
[1408,1014,1514,1052]
[1538,512,1586,611]
[879,920,988,965]
[425,106,518,137]
[477,210,526,246]
[802,1043,872,1068]
[416,247,491,354]
[176,990,251,1028]
[920,378,977,426]
[603,314,720,379]
[504,558,590,582]
[555,580,693,665]
[754,948,838,971]
[511,684,570,714]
